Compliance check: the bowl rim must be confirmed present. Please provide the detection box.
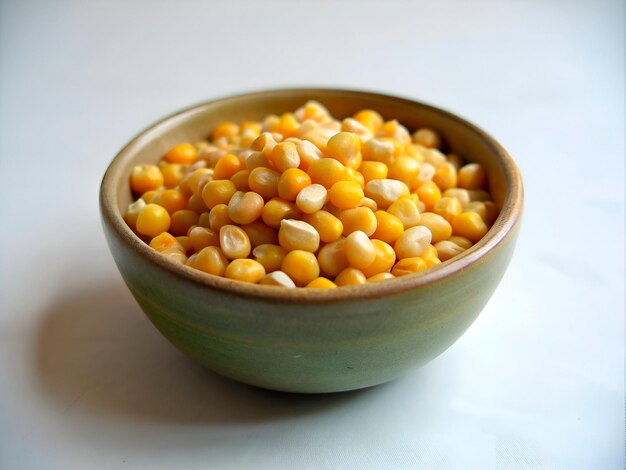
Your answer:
[100,87,523,304]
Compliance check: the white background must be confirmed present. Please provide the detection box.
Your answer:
[0,1,623,468]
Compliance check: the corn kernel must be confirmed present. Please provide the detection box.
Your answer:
[367,272,395,282]
[305,277,338,288]
[364,179,410,209]
[124,198,147,230]
[307,158,348,189]
[393,225,431,259]
[136,203,171,238]
[433,196,463,223]
[326,132,362,168]
[387,197,421,229]
[295,184,327,214]
[434,240,466,262]
[296,140,323,170]
[271,142,301,172]
[448,236,473,249]
[416,180,441,211]
[230,169,251,192]
[188,226,219,252]
[345,230,376,270]
[262,198,299,229]
[278,168,311,201]
[328,180,364,209]
[317,238,349,277]
[354,109,383,132]
[412,128,441,149]
[301,210,343,243]
[227,191,264,225]
[187,246,228,276]
[248,167,280,199]
[219,224,252,259]
[388,156,421,188]
[282,250,320,286]
[451,212,488,243]
[458,163,487,190]
[371,210,404,244]
[169,209,199,236]
[241,222,278,247]
[225,258,266,283]
[154,189,186,214]
[252,244,287,273]
[212,122,240,140]
[392,257,428,276]
[161,164,186,188]
[335,267,367,286]
[418,212,452,243]
[361,138,394,163]
[149,232,183,252]
[278,219,320,252]
[361,240,396,278]
[131,164,163,194]
[259,270,297,288]
[164,143,198,164]
[339,207,377,236]
[359,161,388,183]
[208,204,232,231]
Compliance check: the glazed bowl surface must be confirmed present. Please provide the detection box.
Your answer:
[100,88,523,393]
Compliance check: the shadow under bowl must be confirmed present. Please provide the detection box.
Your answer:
[100,88,523,393]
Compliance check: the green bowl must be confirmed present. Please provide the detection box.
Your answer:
[100,89,523,393]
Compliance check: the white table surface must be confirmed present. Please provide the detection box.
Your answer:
[0,1,623,468]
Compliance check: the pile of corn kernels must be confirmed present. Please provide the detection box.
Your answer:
[124,101,497,288]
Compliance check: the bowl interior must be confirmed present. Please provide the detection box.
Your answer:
[102,88,522,301]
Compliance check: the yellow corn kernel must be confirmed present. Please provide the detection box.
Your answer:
[451,212,488,243]
[388,156,421,188]
[296,184,328,214]
[359,161,388,183]
[391,257,428,276]
[328,180,364,209]
[301,210,343,243]
[250,132,277,156]
[219,224,251,259]
[361,138,394,164]
[416,180,441,211]
[149,232,183,252]
[432,162,457,191]
[295,140,323,171]
[378,120,410,144]
[418,212,452,243]
[262,198,299,229]
[261,114,280,133]
[300,127,335,153]
[393,225,431,259]
[248,167,280,199]
[371,211,404,244]
[240,121,261,135]
[339,207,377,236]
[225,259,266,283]
[326,132,362,168]
[213,153,243,180]
[367,272,395,282]
[281,250,320,286]
[466,201,490,225]
[230,169,251,192]
[208,204,232,231]
[185,194,207,214]
[354,109,383,132]
[447,153,465,170]
[361,239,396,278]
[421,244,441,267]
[188,226,219,252]
[305,277,337,288]
[259,271,297,288]
[423,148,447,168]
[412,128,441,149]
[201,179,237,209]
[447,236,472,249]
[364,179,410,209]
[169,209,199,236]
[307,158,348,189]
[434,240,466,262]
[135,204,171,238]
[317,238,349,277]
[277,113,299,138]
[164,143,198,164]
[131,164,163,194]
[387,197,421,229]
[161,164,186,188]
[227,191,264,225]
[433,196,463,223]
[278,219,320,252]
[187,246,228,276]
[271,142,301,172]
[345,230,376,269]
[154,189,186,214]
[176,235,193,253]
[211,122,240,141]
[252,244,287,273]
[241,222,278,247]
[278,168,311,201]
[335,267,367,286]
[296,100,331,123]
[457,163,487,190]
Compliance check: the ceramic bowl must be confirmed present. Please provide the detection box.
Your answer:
[100,88,523,393]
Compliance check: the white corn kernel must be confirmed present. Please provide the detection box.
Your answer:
[364,179,410,209]
[387,198,421,228]
[296,184,328,214]
[434,240,466,262]
[278,219,320,252]
[417,163,435,182]
[259,270,297,288]
[296,140,323,167]
[344,230,376,269]
[393,226,432,259]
